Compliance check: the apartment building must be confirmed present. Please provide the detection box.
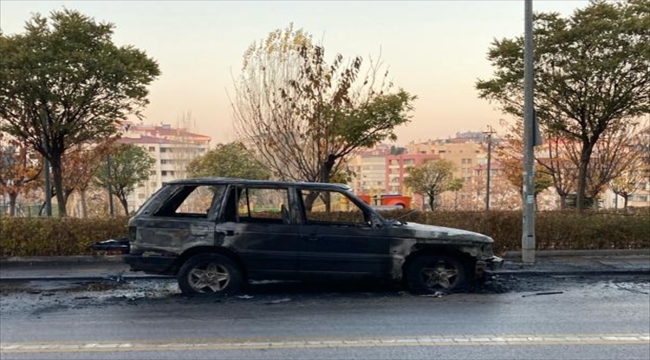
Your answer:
[406,138,488,184]
[348,145,391,195]
[119,122,211,212]
[385,153,440,194]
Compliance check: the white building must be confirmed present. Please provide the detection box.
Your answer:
[119,123,211,213]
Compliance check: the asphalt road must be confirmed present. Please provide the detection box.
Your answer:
[1,274,649,360]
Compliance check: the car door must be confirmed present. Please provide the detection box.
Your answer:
[130,184,223,254]
[216,185,300,279]
[296,188,393,278]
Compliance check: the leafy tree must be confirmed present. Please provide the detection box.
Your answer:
[404,160,461,211]
[186,142,270,180]
[476,0,650,212]
[0,9,161,216]
[94,144,155,215]
[0,135,42,216]
[637,124,650,172]
[61,138,117,217]
[500,158,554,203]
[231,24,416,205]
[447,177,464,210]
[609,167,645,211]
[496,124,557,202]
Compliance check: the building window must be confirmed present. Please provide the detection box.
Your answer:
[148,146,155,152]
[160,148,172,153]
[161,159,174,164]
[149,170,156,175]
[161,171,176,176]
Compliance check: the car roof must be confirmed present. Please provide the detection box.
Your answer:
[163,177,352,191]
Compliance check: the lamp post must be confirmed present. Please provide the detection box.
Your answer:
[484,126,496,211]
[522,0,536,264]
[106,155,114,216]
[40,111,52,217]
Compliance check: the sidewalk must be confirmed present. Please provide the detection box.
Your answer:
[0,250,648,282]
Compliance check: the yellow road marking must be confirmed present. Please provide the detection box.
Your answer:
[1,334,648,354]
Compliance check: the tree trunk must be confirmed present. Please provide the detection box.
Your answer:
[80,189,88,218]
[428,193,435,211]
[559,194,567,210]
[119,196,129,216]
[623,196,629,212]
[320,155,337,212]
[303,191,319,212]
[8,192,18,217]
[50,154,67,217]
[576,144,594,213]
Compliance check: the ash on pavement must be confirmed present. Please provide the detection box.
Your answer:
[1,274,648,318]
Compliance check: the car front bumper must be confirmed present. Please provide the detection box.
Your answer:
[475,256,504,275]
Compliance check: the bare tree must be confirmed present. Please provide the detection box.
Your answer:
[565,125,643,203]
[230,24,415,200]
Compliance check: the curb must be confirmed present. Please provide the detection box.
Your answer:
[493,269,650,277]
[3,249,649,265]
[0,275,173,283]
[0,255,124,266]
[503,249,650,259]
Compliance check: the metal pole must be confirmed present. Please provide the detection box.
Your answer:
[484,126,495,211]
[41,111,52,217]
[106,155,114,216]
[522,0,536,264]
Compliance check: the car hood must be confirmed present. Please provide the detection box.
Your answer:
[399,222,493,244]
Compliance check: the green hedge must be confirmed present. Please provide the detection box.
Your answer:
[0,216,130,257]
[1,211,648,257]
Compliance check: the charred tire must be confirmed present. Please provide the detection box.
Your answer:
[406,255,468,294]
[177,253,244,296]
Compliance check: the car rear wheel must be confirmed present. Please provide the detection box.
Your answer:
[177,254,244,296]
[406,255,467,294]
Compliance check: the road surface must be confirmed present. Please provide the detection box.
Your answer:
[1,274,649,359]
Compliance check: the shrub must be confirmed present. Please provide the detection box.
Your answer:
[0,211,648,257]
[0,216,129,257]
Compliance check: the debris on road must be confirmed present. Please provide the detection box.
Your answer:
[522,291,564,297]
[420,292,444,298]
[265,298,292,305]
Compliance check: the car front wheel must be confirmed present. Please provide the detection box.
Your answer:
[177,254,244,296]
[406,255,467,294]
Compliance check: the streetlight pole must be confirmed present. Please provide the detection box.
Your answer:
[40,111,52,217]
[522,0,536,264]
[106,155,114,216]
[484,126,496,211]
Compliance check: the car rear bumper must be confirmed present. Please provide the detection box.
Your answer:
[124,254,177,275]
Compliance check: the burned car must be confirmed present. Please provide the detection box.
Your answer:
[92,178,503,295]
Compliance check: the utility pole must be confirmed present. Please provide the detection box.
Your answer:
[522,0,536,264]
[106,155,115,216]
[41,111,52,217]
[484,126,496,211]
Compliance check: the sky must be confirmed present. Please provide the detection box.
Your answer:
[0,0,592,146]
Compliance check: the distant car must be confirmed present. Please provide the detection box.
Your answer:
[92,178,503,295]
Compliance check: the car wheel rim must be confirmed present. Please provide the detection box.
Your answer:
[188,262,231,293]
[421,260,459,289]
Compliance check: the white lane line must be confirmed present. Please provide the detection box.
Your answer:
[1,333,648,354]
